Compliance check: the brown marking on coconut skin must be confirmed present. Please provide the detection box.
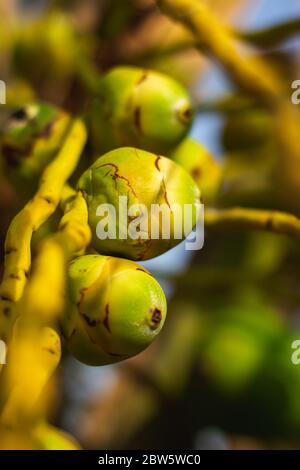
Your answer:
[3,307,11,317]
[85,329,97,345]
[134,107,142,133]
[136,72,148,86]
[84,330,127,360]
[136,267,154,277]
[106,351,128,358]
[2,111,58,167]
[97,163,137,198]
[2,144,32,166]
[38,120,55,139]
[159,169,172,211]
[191,167,202,180]
[163,191,171,210]
[2,117,56,167]
[42,347,56,355]
[81,313,100,328]
[63,327,76,341]
[76,287,88,313]
[155,158,171,211]
[149,307,162,330]
[84,328,128,359]
[103,304,111,333]
[155,156,161,171]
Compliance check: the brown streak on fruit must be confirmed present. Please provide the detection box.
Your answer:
[68,328,76,340]
[136,72,148,86]
[86,330,97,345]
[3,307,11,317]
[42,347,56,355]
[81,313,99,327]
[38,120,55,139]
[164,191,171,210]
[106,350,127,358]
[134,107,142,133]
[155,156,161,171]
[2,144,32,166]
[98,163,137,198]
[76,287,88,312]
[191,167,201,179]
[103,304,111,333]
[160,173,171,211]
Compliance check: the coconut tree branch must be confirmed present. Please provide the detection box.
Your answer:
[205,207,300,241]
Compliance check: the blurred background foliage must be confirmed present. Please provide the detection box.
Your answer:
[1,0,300,450]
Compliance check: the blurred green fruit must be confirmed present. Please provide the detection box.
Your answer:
[0,102,71,195]
[169,137,222,204]
[90,66,193,154]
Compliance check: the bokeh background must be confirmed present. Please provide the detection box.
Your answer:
[1,0,300,450]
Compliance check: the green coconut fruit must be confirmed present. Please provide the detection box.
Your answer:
[78,147,201,260]
[62,255,167,366]
[90,66,193,154]
[169,137,222,204]
[0,102,71,195]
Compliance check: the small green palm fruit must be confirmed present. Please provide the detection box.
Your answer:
[90,66,193,154]
[78,147,201,260]
[13,12,89,83]
[62,255,167,366]
[169,137,222,204]
[0,103,71,195]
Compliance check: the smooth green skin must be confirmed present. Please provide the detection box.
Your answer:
[63,255,167,366]
[78,147,201,260]
[90,66,193,154]
[0,103,70,194]
[169,137,222,205]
